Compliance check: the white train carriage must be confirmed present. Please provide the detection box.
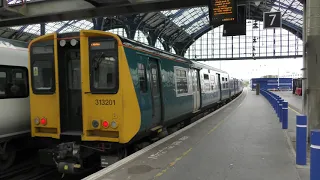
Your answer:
[0,43,30,170]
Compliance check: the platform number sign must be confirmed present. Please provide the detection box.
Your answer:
[263,11,282,29]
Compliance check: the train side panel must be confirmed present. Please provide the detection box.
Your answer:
[0,48,30,139]
[124,47,193,132]
[199,68,220,107]
[220,73,230,100]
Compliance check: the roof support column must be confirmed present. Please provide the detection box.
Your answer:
[40,23,45,35]
[162,41,170,52]
[147,31,158,47]
[92,17,104,30]
[175,47,186,57]
[306,0,320,137]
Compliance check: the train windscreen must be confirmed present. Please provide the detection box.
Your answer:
[30,41,55,94]
[89,37,118,94]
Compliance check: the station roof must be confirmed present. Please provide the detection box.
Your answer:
[0,0,303,53]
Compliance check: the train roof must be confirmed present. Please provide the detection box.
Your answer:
[190,60,228,74]
[119,36,192,65]
[118,36,228,74]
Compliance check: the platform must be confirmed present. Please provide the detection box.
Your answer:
[274,91,302,113]
[83,89,306,180]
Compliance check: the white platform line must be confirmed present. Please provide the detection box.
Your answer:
[82,89,247,180]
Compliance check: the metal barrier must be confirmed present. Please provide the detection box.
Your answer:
[259,89,320,180]
[259,89,288,129]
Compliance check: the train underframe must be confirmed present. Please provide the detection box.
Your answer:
[38,92,242,174]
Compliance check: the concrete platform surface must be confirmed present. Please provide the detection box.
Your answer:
[84,89,304,180]
[274,91,302,113]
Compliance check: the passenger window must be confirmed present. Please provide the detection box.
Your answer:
[0,66,28,99]
[138,63,147,93]
[0,71,6,97]
[151,66,159,94]
[175,68,189,95]
[204,74,209,80]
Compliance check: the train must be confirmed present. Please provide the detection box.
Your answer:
[0,43,30,170]
[28,30,244,174]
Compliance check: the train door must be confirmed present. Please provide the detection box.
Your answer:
[216,73,222,101]
[148,58,162,127]
[59,48,83,134]
[192,69,201,112]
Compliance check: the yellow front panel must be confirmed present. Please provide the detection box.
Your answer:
[29,33,61,139]
[80,30,141,143]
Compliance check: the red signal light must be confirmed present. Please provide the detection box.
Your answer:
[102,121,109,128]
[40,118,47,125]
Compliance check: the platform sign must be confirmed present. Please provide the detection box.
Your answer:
[263,11,282,29]
[209,0,238,25]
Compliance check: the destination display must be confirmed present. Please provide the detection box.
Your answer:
[210,0,237,25]
[32,46,54,54]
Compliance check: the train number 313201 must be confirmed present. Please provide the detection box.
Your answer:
[95,99,116,105]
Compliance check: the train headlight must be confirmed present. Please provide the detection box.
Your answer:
[111,121,118,129]
[70,39,78,46]
[59,40,66,47]
[92,120,99,128]
[34,117,40,125]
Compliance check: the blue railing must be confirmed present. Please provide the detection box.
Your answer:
[260,89,320,180]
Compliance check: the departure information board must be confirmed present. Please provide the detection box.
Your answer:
[210,0,237,25]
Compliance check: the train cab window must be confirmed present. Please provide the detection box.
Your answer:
[138,63,147,93]
[92,55,116,89]
[89,38,118,94]
[0,66,28,99]
[30,43,55,94]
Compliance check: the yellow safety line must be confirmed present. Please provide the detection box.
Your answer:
[153,90,248,179]
[289,106,301,115]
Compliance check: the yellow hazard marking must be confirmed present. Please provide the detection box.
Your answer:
[153,90,247,179]
[64,165,68,170]
[154,148,192,179]
[289,106,301,115]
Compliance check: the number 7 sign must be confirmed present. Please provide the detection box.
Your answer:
[263,11,282,29]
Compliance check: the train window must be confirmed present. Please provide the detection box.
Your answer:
[210,75,215,90]
[175,67,189,95]
[32,60,54,90]
[138,63,147,93]
[92,55,116,89]
[89,37,118,94]
[204,74,209,80]
[222,77,225,81]
[0,66,28,99]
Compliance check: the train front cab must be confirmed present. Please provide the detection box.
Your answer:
[29,30,141,172]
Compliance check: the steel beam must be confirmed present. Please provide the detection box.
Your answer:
[306,0,320,136]
[193,55,303,61]
[0,0,207,27]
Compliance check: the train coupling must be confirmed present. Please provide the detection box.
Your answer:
[57,162,82,174]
